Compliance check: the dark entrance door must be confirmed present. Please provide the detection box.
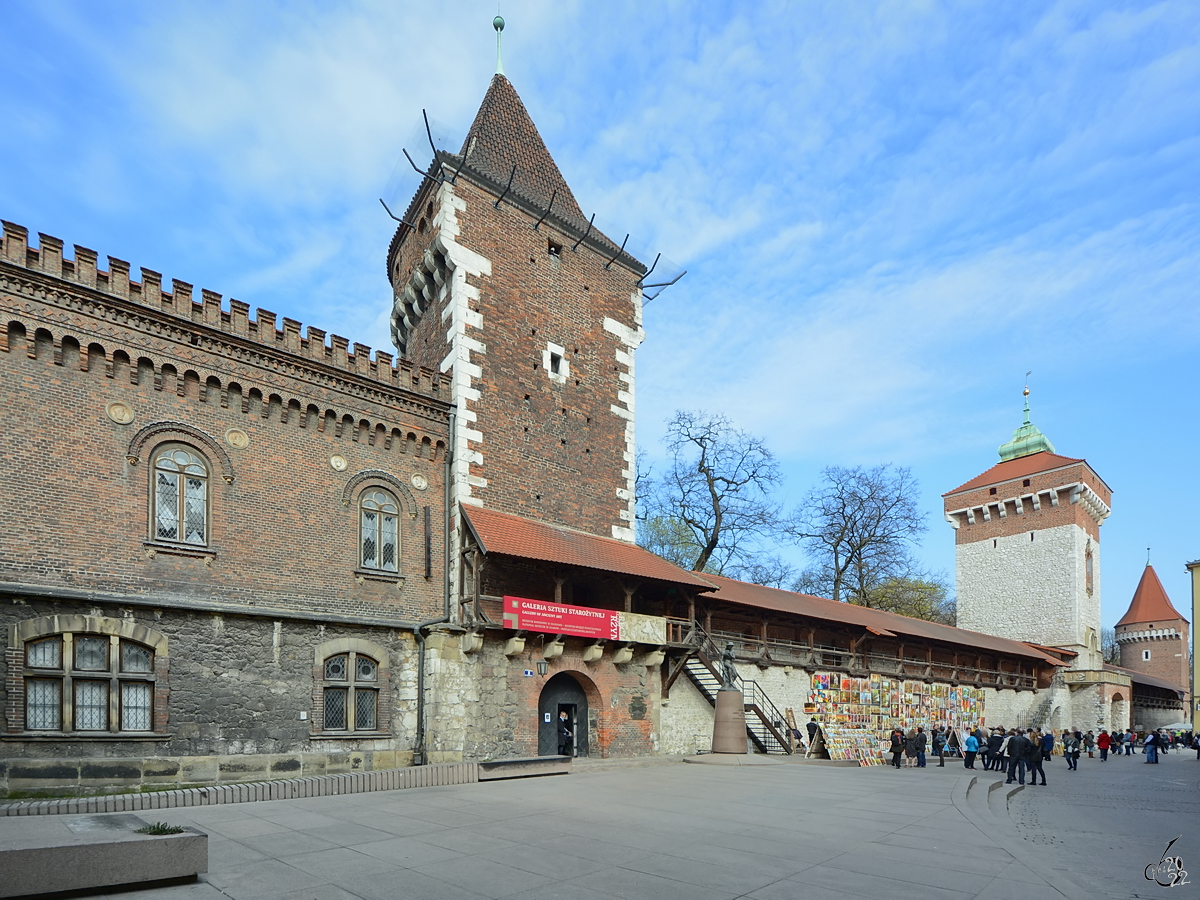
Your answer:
[538,672,588,757]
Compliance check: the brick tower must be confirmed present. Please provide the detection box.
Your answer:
[943,390,1112,668]
[1115,563,1190,706]
[386,70,646,546]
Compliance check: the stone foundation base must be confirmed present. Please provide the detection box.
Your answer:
[0,749,416,799]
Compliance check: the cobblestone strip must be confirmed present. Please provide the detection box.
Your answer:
[0,761,479,817]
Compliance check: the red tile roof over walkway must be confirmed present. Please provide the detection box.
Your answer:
[700,574,1065,665]
[461,505,714,589]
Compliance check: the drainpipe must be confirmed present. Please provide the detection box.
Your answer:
[413,409,455,766]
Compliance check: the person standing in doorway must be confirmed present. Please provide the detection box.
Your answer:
[557,711,573,757]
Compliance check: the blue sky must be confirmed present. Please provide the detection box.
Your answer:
[3,1,1197,628]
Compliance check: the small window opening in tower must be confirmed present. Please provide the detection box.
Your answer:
[1143,649,1151,661]
[550,353,562,375]
[989,487,997,495]
[1030,532,1034,541]
[561,408,567,416]
[993,539,997,549]
[548,239,562,257]
[426,202,434,218]
[531,329,537,336]
[1023,479,1031,487]
[418,217,427,234]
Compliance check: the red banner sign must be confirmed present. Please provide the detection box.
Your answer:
[502,596,620,641]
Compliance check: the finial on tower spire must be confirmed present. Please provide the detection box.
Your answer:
[997,376,1055,461]
[494,16,505,76]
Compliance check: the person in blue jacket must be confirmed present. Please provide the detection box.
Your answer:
[964,731,979,769]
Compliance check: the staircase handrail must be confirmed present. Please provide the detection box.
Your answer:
[691,620,792,754]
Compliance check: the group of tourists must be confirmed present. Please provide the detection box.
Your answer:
[885,724,1199,784]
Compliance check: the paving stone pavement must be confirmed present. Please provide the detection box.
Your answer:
[1005,746,1200,900]
[21,754,1190,900]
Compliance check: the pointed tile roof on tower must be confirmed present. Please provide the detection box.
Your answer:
[943,450,1088,496]
[458,74,586,223]
[1116,563,1188,627]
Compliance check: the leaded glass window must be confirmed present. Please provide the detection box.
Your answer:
[75,636,110,671]
[75,681,108,730]
[122,642,152,673]
[321,651,381,733]
[20,632,158,734]
[355,690,378,730]
[325,687,348,730]
[26,679,61,730]
[325,654,347,681]
[154,447,208,545]
[121,682,152,730]
[360,489,399,572]
[26,637,61,668]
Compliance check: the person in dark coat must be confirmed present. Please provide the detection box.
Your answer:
[1024,729,1047,785]
[932,726,947,767]
[807,718,819,742]
[915,727,928,768]
[1005,729,1032,784]
[989,730,1007,773]
[557,711,573,756]
[889,729,905,768]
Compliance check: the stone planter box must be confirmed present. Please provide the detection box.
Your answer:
[0,813,207,897]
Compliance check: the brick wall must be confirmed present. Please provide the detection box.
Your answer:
[1117,619,1190,694]
[0,239,450,623]
[945,461,1111,545]
[394,177,643,540]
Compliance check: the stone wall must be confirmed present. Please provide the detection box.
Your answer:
[659,675,715,755]
[957,523,1100,654]
[421,631,663,762]
[1,596,421,796]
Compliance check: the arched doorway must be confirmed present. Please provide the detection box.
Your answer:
[1111,693,1128,731]
[539,672,589,757]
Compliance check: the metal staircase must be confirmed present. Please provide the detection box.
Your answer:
[671,626,793,755]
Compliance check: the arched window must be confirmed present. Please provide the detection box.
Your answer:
[153,446,209,545]
[22,632,158,733]
[322,651,379,732]
[359,489,399,572]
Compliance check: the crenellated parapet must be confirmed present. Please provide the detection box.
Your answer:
[1,221,444,401]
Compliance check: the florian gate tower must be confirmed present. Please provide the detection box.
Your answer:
[943,391,1129,729]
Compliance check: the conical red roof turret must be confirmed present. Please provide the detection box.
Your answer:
[1115,564,1187,627]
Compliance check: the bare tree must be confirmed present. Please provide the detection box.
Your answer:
[1101,627,1121,665]
[789,464,926,605]
[639,411,783,577]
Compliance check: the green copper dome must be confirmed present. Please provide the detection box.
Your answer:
[998,389,1055,461]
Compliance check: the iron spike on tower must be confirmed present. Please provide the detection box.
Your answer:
[385,21,647,551]
[943,386,1112,669]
